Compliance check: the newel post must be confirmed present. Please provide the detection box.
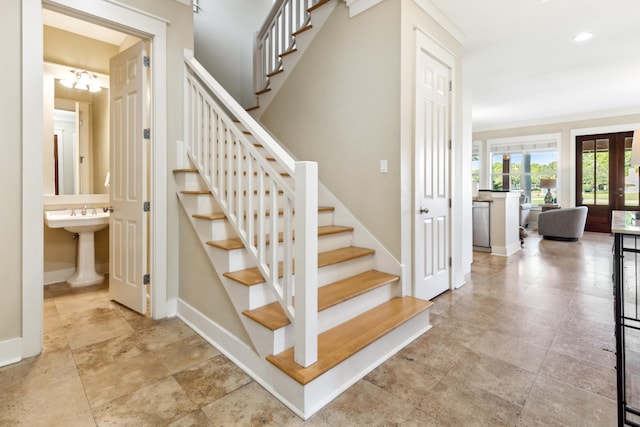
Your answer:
[294,161,318,367]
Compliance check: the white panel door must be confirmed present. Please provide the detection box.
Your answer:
[414,39,450,301]
[109,41,149,314]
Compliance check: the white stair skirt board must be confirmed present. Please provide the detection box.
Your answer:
[0,337,23,368]
[177,298,431,420]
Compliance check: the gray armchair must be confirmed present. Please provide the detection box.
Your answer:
[538,206,588,241]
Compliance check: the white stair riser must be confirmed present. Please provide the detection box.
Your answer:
[243,318,288,359]
[182,193,218,214]
[224,277,277,310]
[270,281,401,354]
[208,245,255,272]
[317,232,353,253]
[317,211,334,227]
[318,255,374,287]
[221,229,354,271]
[174,172,201,190]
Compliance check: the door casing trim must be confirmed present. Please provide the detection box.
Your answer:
[22,0,169,358]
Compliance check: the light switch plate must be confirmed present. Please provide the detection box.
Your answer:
[380,160,388,173]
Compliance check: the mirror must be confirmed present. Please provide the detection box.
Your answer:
[43,62,110,196]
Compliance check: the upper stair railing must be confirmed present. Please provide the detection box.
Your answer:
[184,50,318,367]
[254,0,328,96]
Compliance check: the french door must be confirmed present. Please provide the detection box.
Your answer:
[576,131,636,232]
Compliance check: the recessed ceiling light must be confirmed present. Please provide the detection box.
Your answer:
[574,32,594,42]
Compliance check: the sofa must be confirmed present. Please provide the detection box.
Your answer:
[537,206,588,241]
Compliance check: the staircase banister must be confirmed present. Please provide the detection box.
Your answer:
[257,0,288,41]
[184,49,296,176]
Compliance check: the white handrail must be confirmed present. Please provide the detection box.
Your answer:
[184,50,318,367]
[254,0,327,95]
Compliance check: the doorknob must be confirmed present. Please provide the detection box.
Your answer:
[419,207,430,214]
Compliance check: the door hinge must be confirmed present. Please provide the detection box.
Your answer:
[449,80,452,92]
[449,199,452,208]
[449,257,452,267]
[143,56,151,68]
[143,201,150,212]
[143,274,150,285]
[144,128,151,139]
[449,139,452,150]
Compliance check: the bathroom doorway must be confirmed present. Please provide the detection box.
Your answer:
[43,10,152,315]
[23,0,171,358]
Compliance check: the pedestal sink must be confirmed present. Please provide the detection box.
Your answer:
[44,208,110,287]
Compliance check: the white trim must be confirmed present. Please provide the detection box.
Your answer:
[413,0,465,44]
[22,0,45,359]
[24,0,170,361]
[487,132,561,149]
[102,0,171,24]
[569,122,640,211]
[0,338,22,368]
[474,107,640,133]
[177,299,306,419]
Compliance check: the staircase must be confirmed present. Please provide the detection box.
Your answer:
[175,1,433,418]
[249,0,338,117]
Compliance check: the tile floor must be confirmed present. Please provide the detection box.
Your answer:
[0,231,618,426]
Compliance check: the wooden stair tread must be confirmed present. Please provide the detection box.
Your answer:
[207,225,353,251]
[172,168,197,173]
[267,297,432,385]
[246,105,260,112]
[279,48,297,58]
[267,69,284,78]
[308,0,331,13]
[193,212,226,221]
[181,190,211,195]
[191,206,334,223]
[243,270,400,330]
[292,25,312,37]
[224,246,375,286]
[256,87,272,96]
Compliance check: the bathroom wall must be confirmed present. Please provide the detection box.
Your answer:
[43,27,119,284]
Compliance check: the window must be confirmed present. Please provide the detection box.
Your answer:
[471,143,480,183]
[489,138,558,205]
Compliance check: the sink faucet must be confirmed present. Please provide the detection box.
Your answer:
[81,205,87,215]
[70,208,76,216]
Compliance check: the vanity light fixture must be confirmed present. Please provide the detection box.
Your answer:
[574,32,594,42]
[60,69,102,92]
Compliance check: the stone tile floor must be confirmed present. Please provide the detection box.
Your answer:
[0,231,618,426]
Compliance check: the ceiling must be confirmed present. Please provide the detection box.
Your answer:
[43,9,128,46]
[45,2,640,132]
[429,0,640,132]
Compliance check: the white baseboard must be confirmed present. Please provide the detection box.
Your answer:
[176,299,306,418]
[44,263,109,285]
[0,337,22,367]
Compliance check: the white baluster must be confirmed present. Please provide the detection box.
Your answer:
[294,161,318,367]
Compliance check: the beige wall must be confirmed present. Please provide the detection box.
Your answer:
[178,210,252,346]
[261,0,403,257]
[0,1,23,342]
